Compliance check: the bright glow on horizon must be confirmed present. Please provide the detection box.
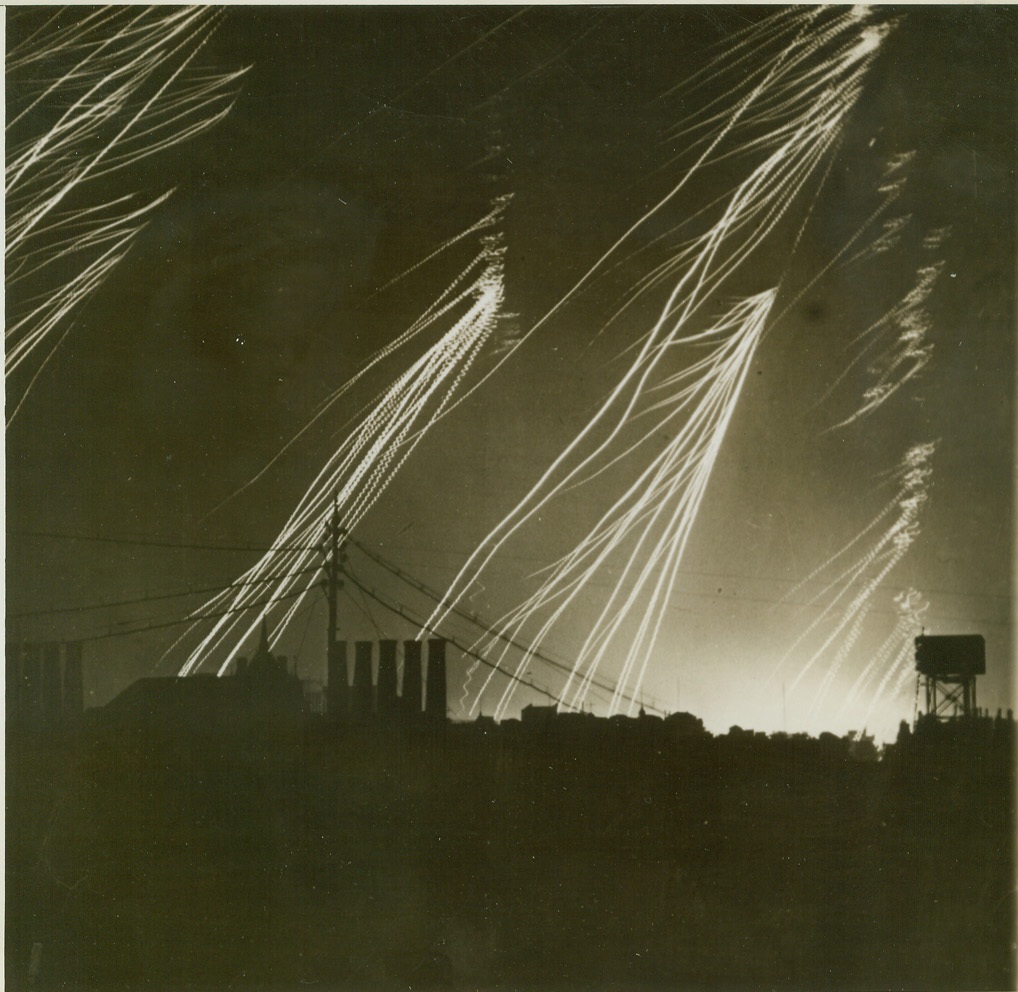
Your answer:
[425,6,905,731]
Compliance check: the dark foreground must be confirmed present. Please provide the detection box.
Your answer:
[7,712,1015,991]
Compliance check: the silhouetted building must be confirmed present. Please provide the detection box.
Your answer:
[352,641,373,717]
[326,640,348,717]
[102,621,304,729]
[664,711,705,737]
[425,638,447,721]
[103,674,229,729]
[319,638,448,724]
[7,640,85,725]
[522,704,557,727]
[847,730,879,762]
[303,679,326,715]
[234,620,304,714]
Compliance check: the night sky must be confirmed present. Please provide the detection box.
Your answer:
[6,6,1015,737]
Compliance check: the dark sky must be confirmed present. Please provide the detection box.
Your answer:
[6,6,1015,736]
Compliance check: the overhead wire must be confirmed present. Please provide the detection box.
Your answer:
[75,588,309,644]
[9,562,323,620]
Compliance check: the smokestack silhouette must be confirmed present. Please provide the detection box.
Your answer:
[426,639,447,722]
[353,641,373,717]
[326,641,348,717]
[402,640,422,717]
[378,640,398,715]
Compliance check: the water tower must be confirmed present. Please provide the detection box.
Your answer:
[914,634,985,721]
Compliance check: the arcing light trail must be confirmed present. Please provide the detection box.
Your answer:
[404,7,895,450]
[5,6,247,423]
[176,210,507,676]
[820,245,945,432]
[167,6,927,735]
[775,442,936,732]
[345,533,665,716]
[839,153,916,269]
[842,589,929,729]
[466,292,774,721]
[424,7,897,718]
[203,194,513,519]
[774,211,949,733]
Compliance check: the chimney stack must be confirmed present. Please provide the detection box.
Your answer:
[402,640,422,717]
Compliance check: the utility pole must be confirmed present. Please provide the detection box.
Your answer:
[326,495,339,650]
[324,494,348,650]
[323,495,349,717]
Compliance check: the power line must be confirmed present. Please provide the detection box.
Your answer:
[292,596,321,667]
[341,558,386,640]
[349,537,653,710]
[342,584,385,642]
[347,537,1010,715]
[10,563,323,620]
[12,528,318,555]
[345,572,564,708]
[366,542,1011,603]
[14,529,1009,608]
[12,527,1007,666]
[346,565,667,717]
[78,588,309,643]
[354,538,1008,629]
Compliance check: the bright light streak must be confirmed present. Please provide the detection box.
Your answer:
[776,442,936,730]
[844,214,912,267]
[823,257,944,431]
[842,589,928,727]
[767,181,947,736]
[204,194,513,518]
[423,7,895,717]
[411,7,894,448]
[5,6,248,422]
[175,208,508,675]
[464,291,774,721]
